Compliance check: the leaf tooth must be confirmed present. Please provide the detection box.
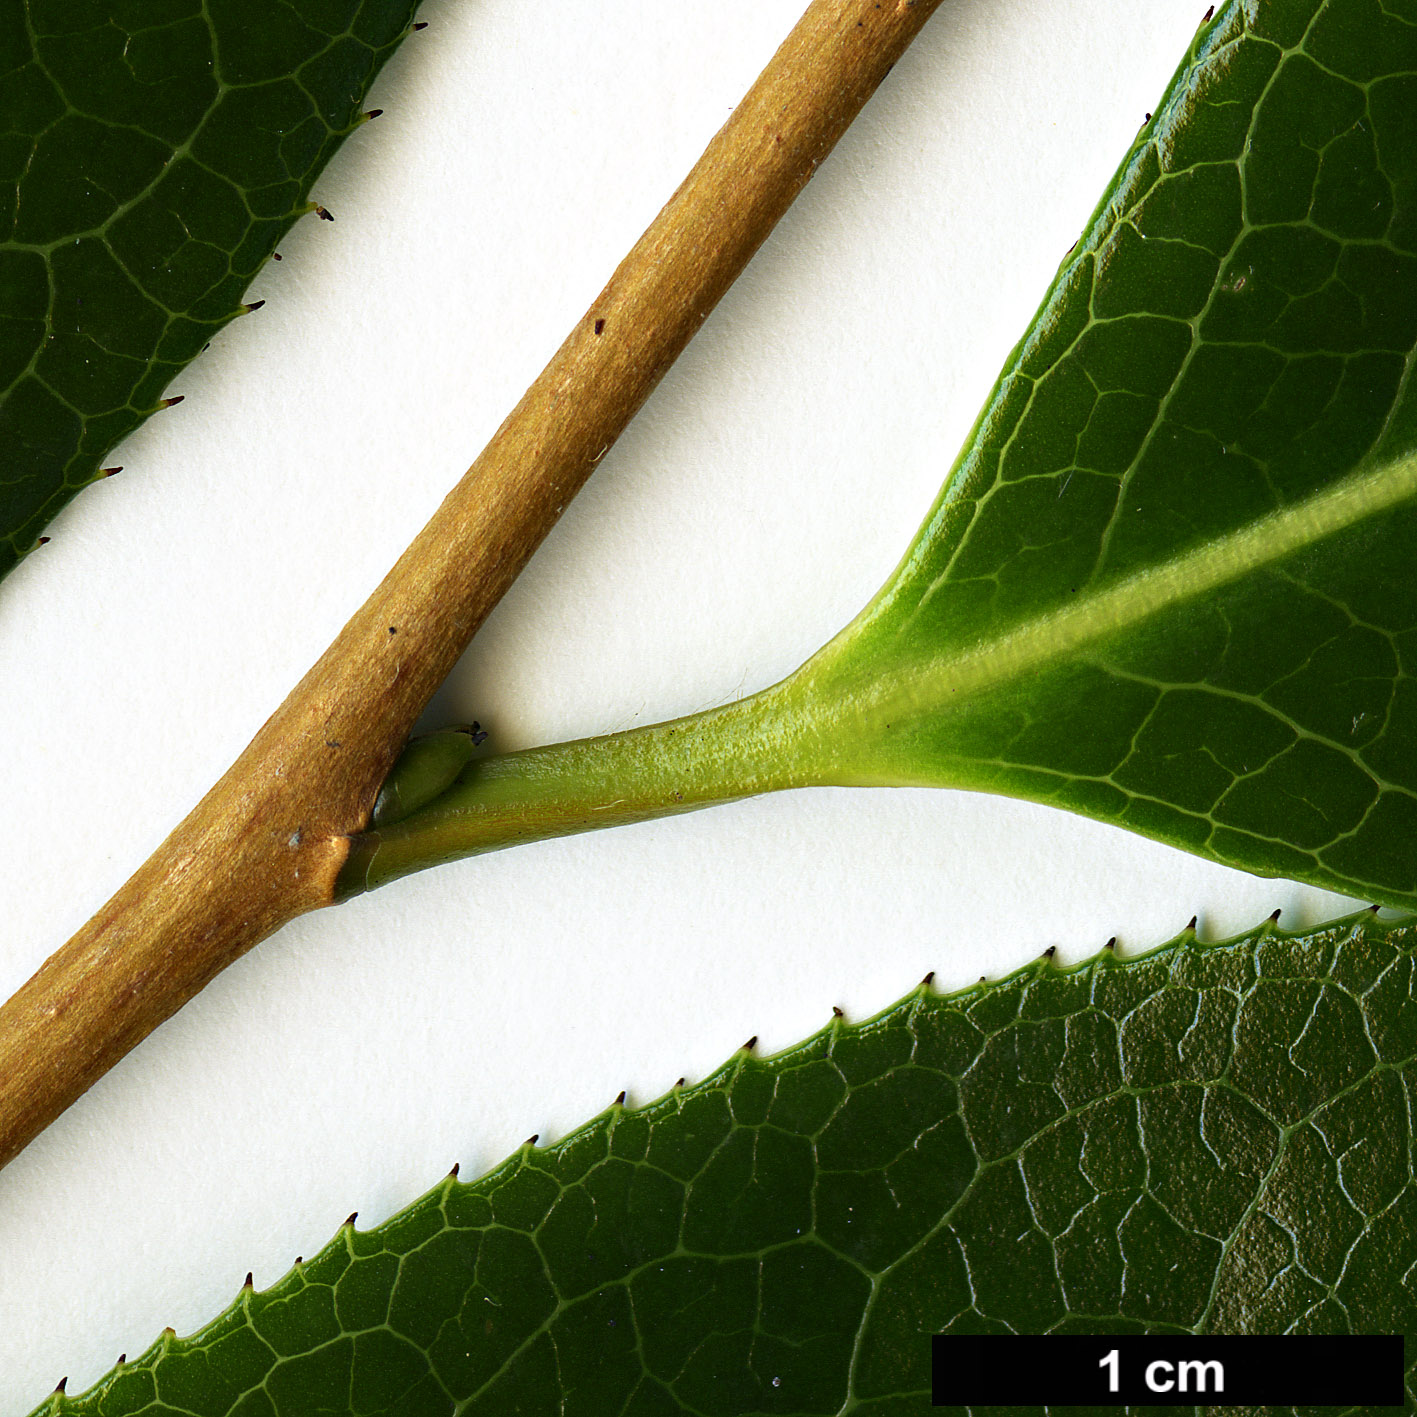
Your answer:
[344,1211,358,1229]
[742,1035,758,1053]
[920,970,935,989]
[524,1134,539,1148]
[448,1162,460,1179]
[242,1272,253,1291]
[1106,935,1119,950]
[53,1377,66,1395]
[674,1077,685,1090]
[239,299,265,315]
[831,1006,844,1019]
[613,1090,627,1107]
[362,109,384,123]
[413,20,428,29]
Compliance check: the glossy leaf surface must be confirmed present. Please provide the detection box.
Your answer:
[799,0,1417,907]
[0,0,420,576]
[34,911,1416,1414]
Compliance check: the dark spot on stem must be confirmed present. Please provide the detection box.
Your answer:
[594,318,605,335]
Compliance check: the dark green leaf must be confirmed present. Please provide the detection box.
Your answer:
[32,910,1417,1415]
[800,0,1417,908]
[0,0,421,576]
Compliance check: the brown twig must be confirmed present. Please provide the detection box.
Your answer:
[0,0,946,1171]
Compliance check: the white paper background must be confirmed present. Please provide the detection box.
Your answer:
[0,0,1361,1405]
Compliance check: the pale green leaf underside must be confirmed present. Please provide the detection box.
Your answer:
[35,911,1417,1414]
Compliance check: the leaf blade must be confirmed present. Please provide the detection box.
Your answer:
[0,0,422,577]
[795,0,1417,908]
[37,911,1417,1413]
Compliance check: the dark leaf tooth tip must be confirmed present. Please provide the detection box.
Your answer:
[525,1134,539,1146]
[614,1090,626,1106]
[243,1272,253,1289]
[743,1036,758,1052]
[1042,945,1057,959]
[831,1006,844,1018]
[921,970,935,987]
[1369,903,1381,913]
[674,1077,685,1089]
[345,1212,358,1227]
[365,109,383,120]
[1203,4,1214,19]
[294,1257,302,1266]
[1187,916,1198,931]
[102,465,122,476]
[37,536,50,545]
[1268,908,1282,923]
[1105,936,1118,950]
[449,1162,460,1178]
[162,1327,176,1338]
[160,394,184,408]
[272,252,283,261]
[54,1378,67,1395]
[118,1354,126,1365]
[243,299,265,313]
[413,20,428,28]
[315,205,334,221]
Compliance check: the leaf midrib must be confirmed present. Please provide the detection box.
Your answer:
[827,449,1417,738]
